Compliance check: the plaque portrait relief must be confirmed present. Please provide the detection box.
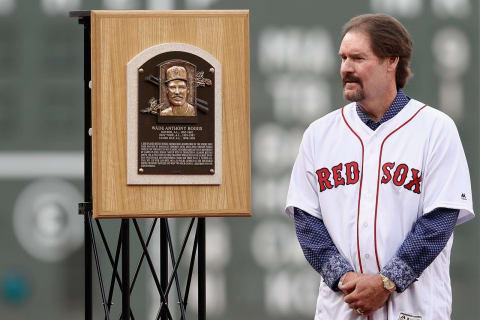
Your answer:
[140,60,213,120]
[127,43,222,185]
[161,65,196,117]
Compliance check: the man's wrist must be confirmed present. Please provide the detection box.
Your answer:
[338,272,349,288]
[381,256,417,293]
[321,254,354,291]
[379,273,397,292]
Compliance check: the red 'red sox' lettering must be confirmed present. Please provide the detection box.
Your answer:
[316,168,333,192]
[317,161,421,194]
[404,168,422,194]
[381,162,422,194]
[332,163,345,188]
[345,161,359,185]
[316,161,359,192]
[381,162,395,184]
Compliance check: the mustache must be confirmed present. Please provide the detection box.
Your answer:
[342,74,362,86]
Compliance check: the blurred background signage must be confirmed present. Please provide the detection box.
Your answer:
[0,0,477,319]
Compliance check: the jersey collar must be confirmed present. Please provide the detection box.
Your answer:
[355,89,410,131]
[344,98,426,141]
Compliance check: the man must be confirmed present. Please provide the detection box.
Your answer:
[160,65,196,116]
[285,14,474,319]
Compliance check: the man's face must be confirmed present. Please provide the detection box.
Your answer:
[167,79,188,107]
[339,31,391,103]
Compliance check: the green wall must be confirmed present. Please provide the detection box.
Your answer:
[0,0,477,319]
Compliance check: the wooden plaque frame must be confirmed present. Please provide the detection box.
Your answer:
[91,10,250,218]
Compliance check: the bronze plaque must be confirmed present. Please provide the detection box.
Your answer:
[127,43,222,185]
[138,52,215,175]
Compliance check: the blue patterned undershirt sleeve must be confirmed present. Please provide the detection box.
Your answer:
[381,208,459,292]
[293,207,353,291]
[293,89,461,292]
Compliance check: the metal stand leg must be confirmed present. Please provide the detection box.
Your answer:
[84,212,92,320]
[77,12,93,320]
[160,218,169,320]
[122,219,130,320]
[198,218,206,320]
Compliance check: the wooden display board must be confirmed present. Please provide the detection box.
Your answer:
[91,10,250,218]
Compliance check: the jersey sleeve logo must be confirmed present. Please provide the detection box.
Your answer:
[381,162,422,194]
[316,161,359,192]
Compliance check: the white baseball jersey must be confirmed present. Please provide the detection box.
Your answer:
[285,98,474,320]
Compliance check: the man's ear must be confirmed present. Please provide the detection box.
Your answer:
[387,56,399,72]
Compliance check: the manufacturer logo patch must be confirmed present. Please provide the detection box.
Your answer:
[399,313,422,320]
[461,193,467,200]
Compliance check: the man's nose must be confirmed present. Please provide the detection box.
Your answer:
[340,59,354,76]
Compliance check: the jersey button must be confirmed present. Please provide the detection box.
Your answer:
[363,222,368,228]
[364,253,370,259]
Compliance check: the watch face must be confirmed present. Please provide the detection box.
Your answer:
[381,275,396,291]
[386,280,395,290]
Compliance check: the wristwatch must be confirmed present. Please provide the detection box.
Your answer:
[380,274,396,292]
[338,273,347,288]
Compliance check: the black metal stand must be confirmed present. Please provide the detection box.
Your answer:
[71,11,207,320]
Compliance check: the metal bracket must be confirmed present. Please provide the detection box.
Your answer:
[79,202,93,215]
